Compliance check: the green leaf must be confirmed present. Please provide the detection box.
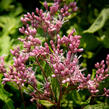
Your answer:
[0,85,15,109]
[72,90,91,105]
[0,34,11,56]
[91,69,96,80]
[81,35,99,50]
[100,30,109,48]
[36,28,46,41]
[51,78,60,100]
[12,4,23,16]
[0,16,20,35]
[0,0,13,11]
[84,103,109,109]
[40,1,53,7]
[38,100,54,107]
[44,63,52,77]
[2,100,15,109]
[84,8,109,33]
[0,74,3,84]
[0,15,20,56]
[72,90,82,105]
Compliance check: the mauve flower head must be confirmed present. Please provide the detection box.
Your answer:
[104,88,109,97]
[80,54,109,95]
[3,66,36,87]
[106,54,109,66]
[0,56,6,73]
[19,0,78,38]
[40,30,85,86]
[94,55,109,83]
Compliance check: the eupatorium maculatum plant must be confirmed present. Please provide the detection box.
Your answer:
[0,0,109,108]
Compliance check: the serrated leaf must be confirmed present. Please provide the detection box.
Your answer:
[84,8,109,33]
[38,100,54,107]
[0,16,20,34]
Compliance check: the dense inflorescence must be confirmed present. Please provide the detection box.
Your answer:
[3,47,37,87]
[19,0,78,38]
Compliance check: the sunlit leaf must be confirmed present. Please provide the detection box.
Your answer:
[0,0,13,11]
[0,16,20,56]
[84,8,109,33]
[38,100,54,107]
[0,35,11,56]
[84,103,109,109]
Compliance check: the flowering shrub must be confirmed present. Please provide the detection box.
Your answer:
[0,0,109,108]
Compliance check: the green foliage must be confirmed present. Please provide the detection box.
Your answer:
[0,0,14,11]
[44,63,52,77]
[0,0,23,57]
[51,78,60,101]
[84,103,109,109]
[83,8,109,48]
[84,8,109,33]
[0,0,25,108]
[38,100,54,107]
[0,16,20,55]
[0,74,14,109]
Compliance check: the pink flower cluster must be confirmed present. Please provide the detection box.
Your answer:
[104,88,109,97]
[46,31,84,85]
[3,47,37,87]
[78,55,109,95]
[19,0,78,38]
[0,57,6,73]
[19,24,109,96]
